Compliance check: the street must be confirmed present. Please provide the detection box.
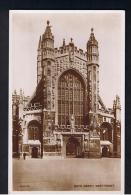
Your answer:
[13,157,121,191]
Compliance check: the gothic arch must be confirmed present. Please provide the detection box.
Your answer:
[57,68,87,126]
[27,120,41,141]
[100,122,113,142]
[57,67,87,88]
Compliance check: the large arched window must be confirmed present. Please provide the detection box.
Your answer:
[58,69,86,126]
[28,120,41,140]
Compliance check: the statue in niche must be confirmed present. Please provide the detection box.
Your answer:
[70,114,75,132]
[52,102,54,109]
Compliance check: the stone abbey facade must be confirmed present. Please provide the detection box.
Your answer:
[12,21,121,158]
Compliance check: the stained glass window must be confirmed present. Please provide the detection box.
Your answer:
[58,70,85,126]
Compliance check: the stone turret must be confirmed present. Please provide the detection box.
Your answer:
[41,21,55,111]
[41,20,54,60]
[87,28,99,65]
[37,36,42,83]
[87,28,99,119]
[37,21,55,84]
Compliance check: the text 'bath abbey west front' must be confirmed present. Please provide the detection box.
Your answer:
[12,20,121,159]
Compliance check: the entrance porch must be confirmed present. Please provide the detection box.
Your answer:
[23,140,41,158]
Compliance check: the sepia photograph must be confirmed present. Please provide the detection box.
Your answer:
[9,10,124,193]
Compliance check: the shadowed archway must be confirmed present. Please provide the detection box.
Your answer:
[28,120,41,141]
[100,122,113,142]
[66,137,81,158]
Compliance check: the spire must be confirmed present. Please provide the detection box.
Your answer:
[19,88,23,104]
[116,95,121,109]
[47,20,50,25]
[113,95,121,110]
[69,37,74,48]
[70,38,73,42]
[20,88,22,96]
[87,28,98,46]
[91,27,94,32]
[41,20,54,61]
[87,28,99,65]
[70,37,74,44]
[63,38,65,47]
[42,20,54,40]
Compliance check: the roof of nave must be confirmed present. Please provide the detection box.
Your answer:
[26,78,44,108]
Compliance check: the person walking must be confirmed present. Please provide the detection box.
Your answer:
[23,152,26,160]
[18,152,20,160]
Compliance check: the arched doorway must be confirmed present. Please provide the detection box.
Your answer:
[58,69,86,126]
[102,146,109,157]
[31,147,38,158]
[27,120,41,158]
[100,122,112,142]
[66,137,81,157]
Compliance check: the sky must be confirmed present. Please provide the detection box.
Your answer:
[10,11,124,108]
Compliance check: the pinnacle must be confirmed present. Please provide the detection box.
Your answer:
[91,28,94,33]
[47,20,50,25]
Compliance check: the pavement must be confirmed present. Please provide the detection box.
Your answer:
[12,157,121,192]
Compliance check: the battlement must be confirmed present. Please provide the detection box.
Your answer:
[12,89,30,105]
[54,44,87,60]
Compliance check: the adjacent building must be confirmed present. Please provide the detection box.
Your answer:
[12,89,30,156]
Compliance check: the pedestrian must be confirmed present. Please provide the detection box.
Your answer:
[23,152,26,160]
[18,153,20,160]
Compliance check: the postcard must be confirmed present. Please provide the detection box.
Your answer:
[9,10,125,194]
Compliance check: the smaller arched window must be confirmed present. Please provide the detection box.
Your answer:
[47,68,51,76]
[28,126,40,140]
[47,61,51,66]
[28,121,40,140]
[88,71,91,80]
